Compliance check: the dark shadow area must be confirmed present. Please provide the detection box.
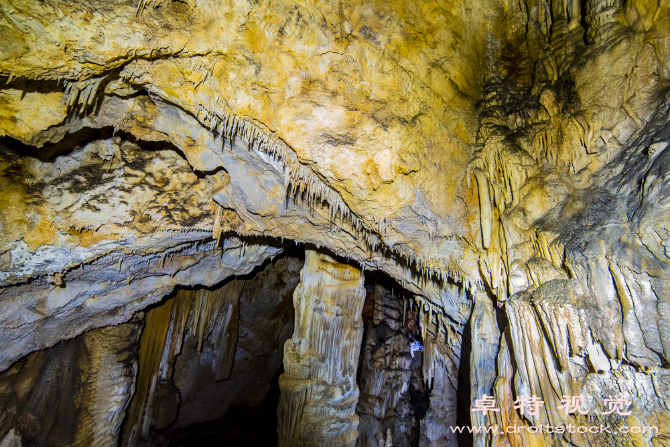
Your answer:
[163,366,284,447]
[409,351,431,447]
[357,269,429,447]
[0,126,115,162]
[0,125,187,164]
[579,0,589,44]
[455,304,474,447]
[1,76,63,96]
[120,245,304,447]
[363,269,410,299]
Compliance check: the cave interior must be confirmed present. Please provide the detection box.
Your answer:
[1,0,670,446]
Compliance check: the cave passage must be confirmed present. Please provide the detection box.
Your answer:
[0,246,450,447]
[2,0,670,446]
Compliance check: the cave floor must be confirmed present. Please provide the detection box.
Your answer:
[164,404,279,447]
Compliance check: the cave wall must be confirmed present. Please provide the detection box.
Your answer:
[0,0,669,446]
[356,283,418,447]
[172,255,300,428]
[0,1,483,425]
[467,0,670,446]
[121,254,301,445]
[0,317,143,447]
[0,0,485,349]
[0,254,301,447]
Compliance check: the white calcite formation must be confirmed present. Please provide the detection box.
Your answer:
[278,250,366,447]
[464,0,670,445]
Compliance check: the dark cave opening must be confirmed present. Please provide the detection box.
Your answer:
[356,270,431,447]
[0,124,188,164]
[117,244,304,447]
[161,366,284,447]
[0,126,116,162]
[0,242,461,447]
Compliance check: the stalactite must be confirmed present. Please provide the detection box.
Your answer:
[192,104,387,253]
[61,77,105,113]
[121,281,244,446]
[121,298,175,447]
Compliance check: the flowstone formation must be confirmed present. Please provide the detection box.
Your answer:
[0,255,300,447]
[467,0,670,446]
[277,250,366,447]
[0,0,481,409]
[121,255,301,445]
[0,318,143,447]
[0,0,669,446]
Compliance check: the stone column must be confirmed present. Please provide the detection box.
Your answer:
[277,250,366,447]
[74,320,144,447]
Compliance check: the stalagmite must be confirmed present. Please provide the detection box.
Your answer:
[73,322,144,447]
[277,250,365,447]
[121,297,176,447]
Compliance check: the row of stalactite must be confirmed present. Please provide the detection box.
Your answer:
[121,280,244,446]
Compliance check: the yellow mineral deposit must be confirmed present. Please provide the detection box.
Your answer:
[0,0,669,446]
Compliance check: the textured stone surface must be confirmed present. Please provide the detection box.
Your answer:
[419,332,461,447]
[466,0,670,445]
[1,0,670,445]
[119,255,300,445]
[355,284,416,447]
[469,291,500,447]
[0,317,142,447]
[277,250,365,447]
[172,255,301,428]
[0,0,484,345]
[0,124,284,372]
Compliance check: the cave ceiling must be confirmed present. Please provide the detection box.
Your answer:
[0,0,501,368]
[1,0,670,444]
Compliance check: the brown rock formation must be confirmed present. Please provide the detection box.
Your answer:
[0,318,142,447]
[121,254,300,445]
[356,284,416,447]
[465,0,670,445]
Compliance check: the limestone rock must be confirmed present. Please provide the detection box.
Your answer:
[0,0,669,445]
[356,284,416,447]
[278,250,365,447]
[0,318,142,447]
